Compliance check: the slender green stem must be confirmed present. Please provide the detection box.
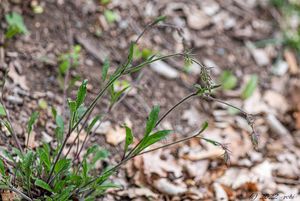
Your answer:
[46,74,121,183]
[125,92,196,159]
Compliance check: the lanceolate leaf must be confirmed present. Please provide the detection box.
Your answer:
[27,111,39,135]
[35,179,53,193]
[242,75,258,99]
[102,58,110,81]
[153,16,167,25]
[124,126,134,154]
[86,115,101,134]
[127,42,135,65]
[0,103,6,116]
[145,105,160,137]
[76,79,88,108]
[138,130,171,153]
[54,158,71,174]
[0,159,5,176]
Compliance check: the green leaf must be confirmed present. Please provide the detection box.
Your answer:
[38,99,48,109]
[76,79,88,108]
[27,111,39,135]
[59,60,70,75]
[55,114,64,142]
[104,10,118,23]
[35,179,53,192]
[102,58,110,81]
[145,105,160,137]
[0,103,6,116]
[91,149,109,166]
[136,130,172,153]
[111,86,129,104]
[67,99,77,113]
[37,146,51,171]
[22,150,34,177]
[153,16,167,25]
[220,71,237,90]
[86,115,101,134]
[124,126,134,154]
[100,0,111,4]
[241,75,258,99]
[54,158,71,174]
[0,159,5,176]
[0,120,13,136]
[201,137,219,146]
[82,159,89,179]
[141,48,153,59]
[5,12,28,38]
[127,42,135,65]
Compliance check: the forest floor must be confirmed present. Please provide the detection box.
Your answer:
[0,0,300,200]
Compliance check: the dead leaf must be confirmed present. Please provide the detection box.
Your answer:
[263,90,289,114]
[213,182,228,201]
[8,64,29,90]
[284,49,299,74]
[125,187,158,199]
[142,151,182,178]
[25,131,37,149]
[1,190,16,201]
[106,125,126,146]
[153,178,187,195]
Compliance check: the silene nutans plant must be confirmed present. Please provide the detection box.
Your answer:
[0,16,258,200]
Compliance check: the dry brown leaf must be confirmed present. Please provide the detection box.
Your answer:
[153,178,187,195]
[295,111,300,129]
[142,151,182,178]
[25,131,37,149]
[263,90,289,114]
[213,182,228,201]
[284,49,299,74]
[105,125,126,145]
[8,65,29,90]
[1,190,16,201]
[125,187,158,199]
[183,148,224,161]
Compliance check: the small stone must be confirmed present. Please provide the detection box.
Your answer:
[201,0,220,16]
[251,48,270,66]
[7,95,23,105]
[150,60,179,79]
[186,10,211,30]
[272,60,288,76]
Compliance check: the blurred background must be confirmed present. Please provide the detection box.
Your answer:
[0,0,299,200]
